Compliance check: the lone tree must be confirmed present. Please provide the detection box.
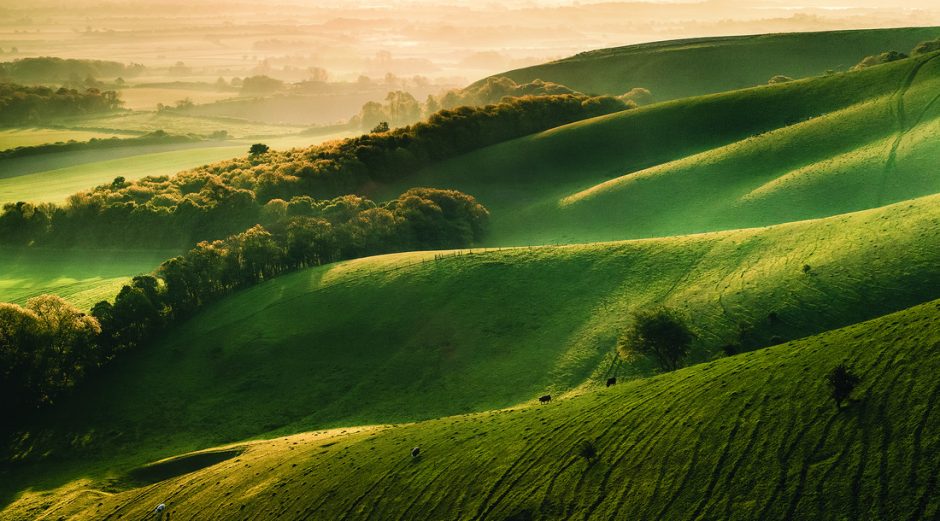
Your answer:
[826,364,860,410]
[249,143,269,156]
[577,440,597,463]
[371,121,390,133]
[620,308,694,372]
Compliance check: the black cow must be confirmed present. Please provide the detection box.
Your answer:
[411,446,420,458]
[539,395,551,404]
[606,377,617,387]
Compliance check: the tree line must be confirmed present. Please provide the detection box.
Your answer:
[0,130,201,157]
[0,82,122,126]
[0,187,488,422]
[0,57,144,84]
[0,94,628,249]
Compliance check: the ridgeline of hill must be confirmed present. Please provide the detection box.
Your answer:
[6,293,940,520]
[5,188,940,502]
[385,50,940,246]
[486,26,940,101]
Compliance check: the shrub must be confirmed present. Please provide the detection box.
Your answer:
[826,363,860,410]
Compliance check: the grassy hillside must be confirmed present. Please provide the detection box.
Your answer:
[6,189,940,500]
[0,248,174,310]
[380,51,940,246]
[6,293,940,520]
[486,26,940,101]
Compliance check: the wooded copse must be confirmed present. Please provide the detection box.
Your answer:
[0,82,122,126]
[0,94,629,248]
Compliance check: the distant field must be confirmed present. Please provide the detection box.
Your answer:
[0,248,174,310]
[0,128,137,150]
[119,87,238,111]
[0,144,247,205]
[0,130,352,205]
[59,111,306,138]
[490,26,940,101]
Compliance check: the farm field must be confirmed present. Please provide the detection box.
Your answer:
[0,128,138,150]
[118,87,238,111]
[0,129,353,205]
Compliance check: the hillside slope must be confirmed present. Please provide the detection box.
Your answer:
[382,51,940,246]
[484,26,940,101]
[8,295,940,520]
[6,189,940,499]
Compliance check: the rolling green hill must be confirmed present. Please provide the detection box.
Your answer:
[5,189,940,503]
[6,291,940,520]
[380,51,940,246]
[485,26,940,101]
[0,248,174,310]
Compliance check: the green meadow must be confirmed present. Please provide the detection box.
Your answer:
[4,28,940,521]
[0,248,173,310]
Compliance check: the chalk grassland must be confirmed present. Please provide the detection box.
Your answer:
[6,295,940,520]
[5,189,940,505]
[489,26,940,100]
[387,51,940,246]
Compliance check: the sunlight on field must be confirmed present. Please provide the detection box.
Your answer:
[0,128,136,150]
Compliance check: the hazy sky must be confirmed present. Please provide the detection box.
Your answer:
[1,0,938,84]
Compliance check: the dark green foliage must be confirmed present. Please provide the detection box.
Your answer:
[851,50,908,71]
[0,94,626,249]
[911,37,940,56]
[0,57,143,83]
[0,82,122,126]
[577,439,597,462]
[826,363,860,409]
[0,130,199,158]
[0,296,100,419]
[249,143,270,156]
[371,121,390,133]
[240,75,284,96]
[620,308,694,372]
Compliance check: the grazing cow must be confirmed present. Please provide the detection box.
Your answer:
[539,395,551,404]
[154,503,166,516]
[411,446,420,458]
[606,377,617,387]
